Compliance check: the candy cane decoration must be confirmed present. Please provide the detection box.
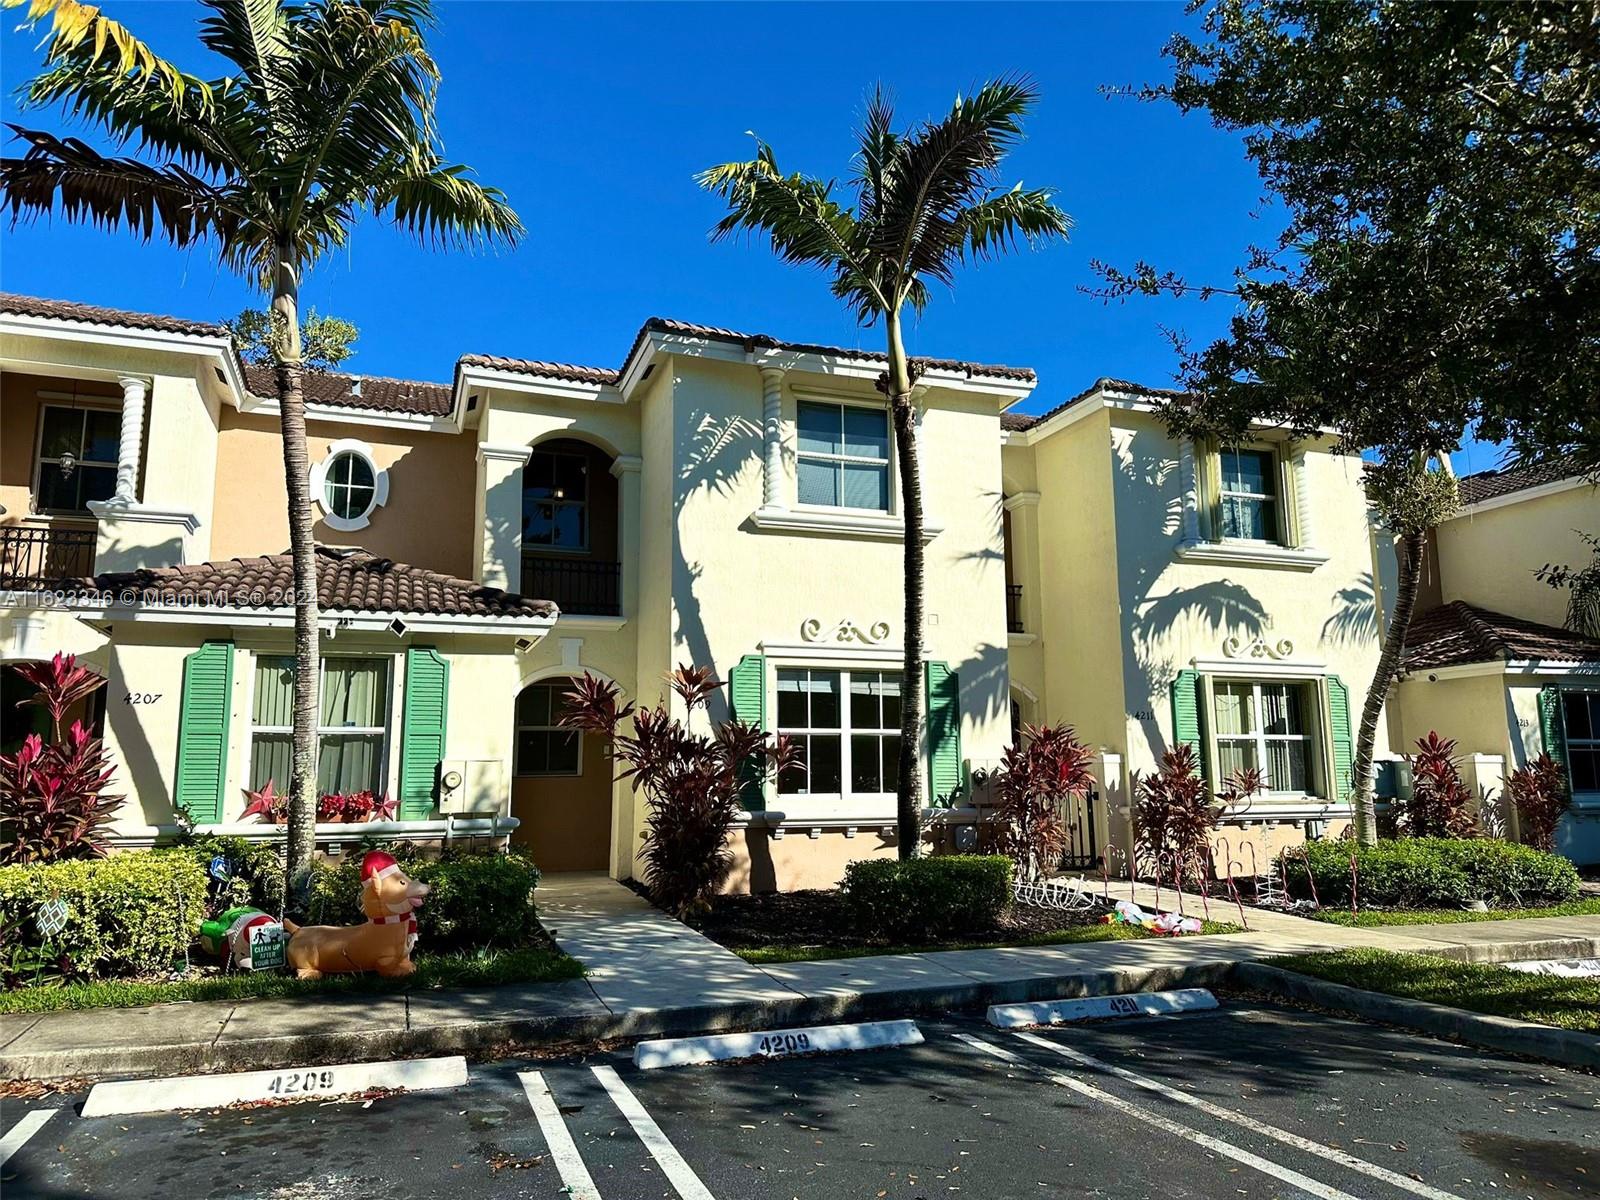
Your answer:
[1224,856,1250,930]
[1196,847,1213,922]
[1350,853,1360,918]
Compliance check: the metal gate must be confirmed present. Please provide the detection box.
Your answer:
[1058,788,1099,871]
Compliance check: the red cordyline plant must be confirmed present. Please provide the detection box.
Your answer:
[0,656,123,864]
[1131,746,1264,887]
[982,723,1096,881]
[1404,731,1477,838]
[1506,753,1569,851]
[560,666,801,917]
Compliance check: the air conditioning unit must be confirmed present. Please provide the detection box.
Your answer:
[437,759,506,815]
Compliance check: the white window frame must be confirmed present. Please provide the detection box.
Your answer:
[1561,689,1600,797]
[310,438,389,532]
[1216,445,1282,545]
[32,402,121,516]
[522,446,592,555]
[775,665,904,808]
[1212,678,1319,798]
[794,397,893,515]
[247,653,392,796]
[514,681,584,777]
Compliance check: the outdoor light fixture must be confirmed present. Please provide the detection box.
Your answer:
[514,637,535,652]
[388,617,408,637]
[57,450,76,480]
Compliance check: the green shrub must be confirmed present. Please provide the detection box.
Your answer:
[1285,838,1580,910]
[0,851,208,976]
[307,851,542,951]
[177,834,286,917]
[841,855,1012,940]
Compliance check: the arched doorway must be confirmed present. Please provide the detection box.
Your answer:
[509,675,613,871]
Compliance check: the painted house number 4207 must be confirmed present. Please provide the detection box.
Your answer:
[123,692,162,705]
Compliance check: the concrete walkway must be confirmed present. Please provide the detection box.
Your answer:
[2,875,1598,1080]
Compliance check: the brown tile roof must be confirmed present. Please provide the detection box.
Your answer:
[243,365,454,417]
[1456,455,1590,507]
[1404,601,1600,671]
[998,376,1188,432]
[70,546,555,621]
[455,353,619,386]
[0,292,229,338]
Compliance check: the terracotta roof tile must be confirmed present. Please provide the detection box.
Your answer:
[66,546,555,621]
[1404,601,1600,671]
[1,292,229,338]
[242,364,454,417]
[456,353,619,386]
[1456,456,1589,507]
[998,376,1188,433]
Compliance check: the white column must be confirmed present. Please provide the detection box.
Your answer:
[475,443,532,592]
[758,366,785,510]
[1178,438,1201,544]
[1291,444,1314,548]
[113,375,148,504]
[611,454,642,620]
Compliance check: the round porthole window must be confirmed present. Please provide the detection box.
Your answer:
[310,439,389,532]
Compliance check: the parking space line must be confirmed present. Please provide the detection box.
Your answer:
[1013,1032,1467,1200]
[955,1034,1362,1200]
[518,1071,601,1200]
[591,1064,716,1200]
[0,1109,56,1167]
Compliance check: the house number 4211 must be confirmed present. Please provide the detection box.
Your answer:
[123,692,162,705]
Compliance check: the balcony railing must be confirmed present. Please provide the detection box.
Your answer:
[521,554,622,617]
[1006,583,1024,634]
[0,526,97,588]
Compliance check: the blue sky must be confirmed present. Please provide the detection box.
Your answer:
[0,2,1505,470]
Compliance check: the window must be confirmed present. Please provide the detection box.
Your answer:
[1213,680,1315,795]
[515,683,581,776]
[776,668,901,797]
[250,656,389,796]
[796,401,890,512]
[1563,691,1600,793]
[523,449,589,551]
[311,440,388,531]
[33,405,119,514]
[1218,447,1279,542]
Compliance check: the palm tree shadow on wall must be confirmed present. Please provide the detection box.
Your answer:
[1322,573,1378,649]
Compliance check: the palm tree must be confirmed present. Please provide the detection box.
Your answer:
[1,0,521,900]
[699,79,1068,859]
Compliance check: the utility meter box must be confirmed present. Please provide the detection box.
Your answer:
[437,759,506,815]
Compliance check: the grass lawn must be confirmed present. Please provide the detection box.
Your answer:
[735,920,1240,965]
[1268,949,1600,1033]
[0,944,584,1015]
[1303,897,1600,928]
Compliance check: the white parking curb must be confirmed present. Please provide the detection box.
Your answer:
[633,1019,924,1069]
[81,1055,469,1117]
[987,988,1218,1028]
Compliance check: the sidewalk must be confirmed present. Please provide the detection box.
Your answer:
[3,877,1597,1080]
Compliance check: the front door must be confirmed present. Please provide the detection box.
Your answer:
[509,679,612,871]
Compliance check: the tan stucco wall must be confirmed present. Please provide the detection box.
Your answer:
[211,409,477,577]
[1393,672,1513,762]
[1435,484,1597,627]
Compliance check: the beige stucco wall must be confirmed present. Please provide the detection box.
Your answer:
[1393,672,1513,762]
[1435,484,1597,627]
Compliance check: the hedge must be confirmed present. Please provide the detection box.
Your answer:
[307,851,542,952]
[0,852,209,976]
[841,854,1012,940]
[1284,838,1580,910]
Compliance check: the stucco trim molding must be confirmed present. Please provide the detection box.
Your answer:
[759,638,910,666]
[309,438,390,532]
[1192,654,1327,680]
[749,504,945,542]
[84,501,201,534]
[1174,539,1330,570]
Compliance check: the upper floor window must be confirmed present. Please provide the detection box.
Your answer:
[311,439,389,532]
[34,404,119,515]
[1562,691,1599,793]
[796,401,890,512]
[1213,679,1316,795]
[524,448,589,551]
[1218,447,1279,542]
[776,667,902,797]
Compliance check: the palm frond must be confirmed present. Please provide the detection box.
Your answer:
[937,183,1072,269]
[0,124,240,246]
[381,161,522,248]
[196,0,293,118]
[852,84,899,219]
[3,0,209,110]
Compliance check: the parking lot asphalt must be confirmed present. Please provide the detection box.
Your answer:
[2,998,1595,1200]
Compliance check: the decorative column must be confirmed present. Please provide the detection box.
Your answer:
[1178,438,1202,544]
[758,366,785,511]
[475,443,532,592]
[1290,443,1314,548]
[611,454,643,620]
[113,376,148,504]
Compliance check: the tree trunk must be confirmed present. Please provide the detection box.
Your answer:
[272,251,321,909]
[1350,528,1426,845]
[886,313,925,860]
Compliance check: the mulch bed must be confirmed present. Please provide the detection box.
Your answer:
[680,888,1116,953]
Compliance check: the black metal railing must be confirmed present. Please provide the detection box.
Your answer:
[521,555,622,617]
[0,525,97,587]
[1006,583,1024,633]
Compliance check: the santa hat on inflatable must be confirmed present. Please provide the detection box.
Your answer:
[361,850,402,883]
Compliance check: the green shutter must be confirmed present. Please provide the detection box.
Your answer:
[926,661,963,805]
[729,654,766,806]
[175,641,234,823]
[1327,675,1354,800]
[1170,668,1204,761]
[1539,687,1569,780]
[399,647,449,819]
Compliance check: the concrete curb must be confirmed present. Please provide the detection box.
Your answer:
[1231,962,1600,1070]
[1422,935,1600,965]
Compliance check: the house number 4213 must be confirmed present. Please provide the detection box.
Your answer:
[123,692,162,705]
